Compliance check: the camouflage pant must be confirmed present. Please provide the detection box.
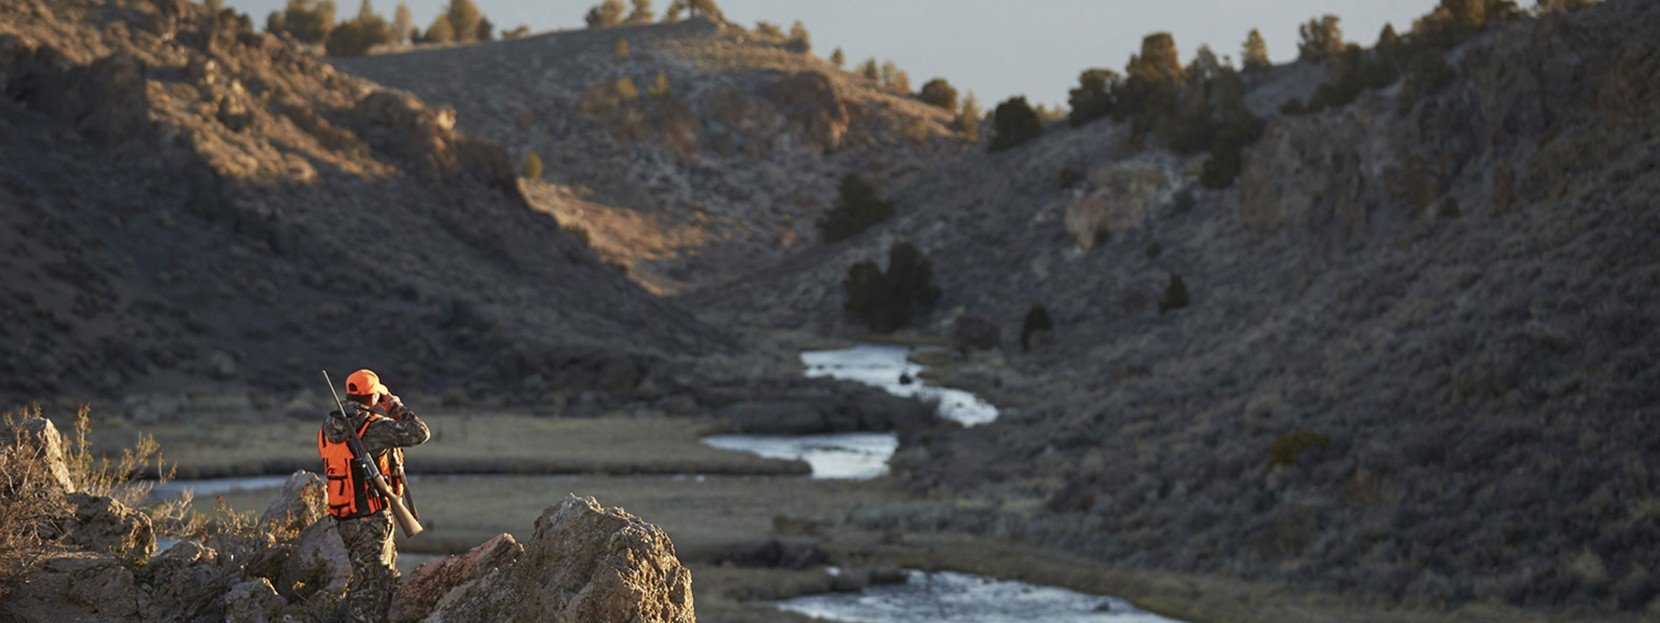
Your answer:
[337,511,398,623]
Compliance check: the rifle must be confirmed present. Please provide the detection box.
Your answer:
[323,370,423,538]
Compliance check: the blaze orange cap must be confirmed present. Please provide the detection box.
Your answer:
[344,369,388,399]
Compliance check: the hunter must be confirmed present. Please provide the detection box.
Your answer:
[319,369,429,623]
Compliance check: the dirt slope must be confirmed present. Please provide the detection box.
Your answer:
[333,19,970,294]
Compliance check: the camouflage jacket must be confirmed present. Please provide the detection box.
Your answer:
[324,401,430,456]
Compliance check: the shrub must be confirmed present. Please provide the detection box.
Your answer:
[988,96,1042,152]
[918,78,958,110]
[843,242,942,332]
[1267,429,1332,470]
[325,1,395,57]
[829,47,845,67]
[956,92,982,140]
[817,173,894,243]
[857,58,880,82]
[501,24,531,39]
[521,151,544,179]
[615,38,630,59]
[1067,68,1120,127]
[754,21,784,40]
[1020,303,1054,351]
[1297,14,1344,60]
[586,0,625,27]
[951,312,1000,352]
[1158,272,1190,313]
[0,410,72,595]
[615,76,639,100]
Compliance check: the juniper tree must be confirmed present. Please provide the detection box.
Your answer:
[786,21,811,53]
[627,0,654,23]
[988,96,1042,152]
[918,78,958,110]
[392,1,412,43]
[817,173,894,243]
[1242,28,1270,73]
[830,47,845,67]
[1297,14,1343,60]
[957,92,981,140]
[1067,68,1119,127]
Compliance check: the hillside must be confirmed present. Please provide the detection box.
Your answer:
[332,19,970,294]
[703,0,1660,614]
[0,0,727,405]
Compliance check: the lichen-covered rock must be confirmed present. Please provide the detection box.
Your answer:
[389,533,522,623]
[429,496,694,623]
[259,470,325,534]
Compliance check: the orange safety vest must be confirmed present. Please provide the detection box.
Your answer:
[317,414,405,519]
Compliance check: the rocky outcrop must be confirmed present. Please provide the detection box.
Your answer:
[427,496,694,623]
[59,492,156,562]
[7,414,74,493]
[0,552,143,622]
[390,533,522,623]
[259,470,326,534]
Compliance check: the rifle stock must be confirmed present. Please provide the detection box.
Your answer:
[324,371,424,538]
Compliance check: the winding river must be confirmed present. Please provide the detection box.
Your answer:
[700,343,996,479]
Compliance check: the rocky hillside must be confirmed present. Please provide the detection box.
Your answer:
[0,0,728,406]
[713,0,1660,615]
[333,19,970,294]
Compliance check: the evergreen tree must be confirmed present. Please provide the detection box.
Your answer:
[1067,68,1119,127]
[858,58,880,82]
[879,60,899,89]
[277,0,335,43]
[325,0,392,56]
[663,0,682,22]
[423,13,454,42]
[476,17,493,41]
[817,173,894,243]
[1297,14,1344,60]
[956,92,981,140]
[627,0,654,23]
[1242,28,1271,73]
[754,21,784,40]
[446,0,483,43]
[917,78,958,110]
[786,20,811,53]
[988,96,1042,152]
[829,47,845,67]
[500,24,530,39]
[842,242,941,332]
[393,1,412,44]
[1377,23,1401,51]
[688,0,722,21]
[1127,32,1185,85]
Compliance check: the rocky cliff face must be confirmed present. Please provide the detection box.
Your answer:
[706,0,1660,614]
[0,0,728,405]
[333,21,969,294]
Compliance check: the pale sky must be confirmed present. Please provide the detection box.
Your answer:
[222,0,1444,106]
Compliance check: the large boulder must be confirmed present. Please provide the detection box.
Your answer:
[259,470,326,534]
[428,496,694,623]
[3,414,75,494]
[60,492,155,562]
[389,533,522,623]
[0,551,142,622]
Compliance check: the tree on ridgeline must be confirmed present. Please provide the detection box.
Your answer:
[626,0,654,24]
[829,47,845,67]
[1114,32,1184,133]
[475,16,493,41]
[1242,28,1270,73]
[268,0,336,43]
[445,0,484,43]
[325,0,393,56]
[688,0,722,21]
[420,14,453,42]
[918,78,958,110]
[1067,68,1120,127]
[586,0,625,27]
[754,21,784,40]
[817,173,894,244]
[988,96,1042,152]
[786,21,811,53]
[1377,23,1401,52]
[392,1,411,44]
[1297,14,1344,60]
[858,58,880,82]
